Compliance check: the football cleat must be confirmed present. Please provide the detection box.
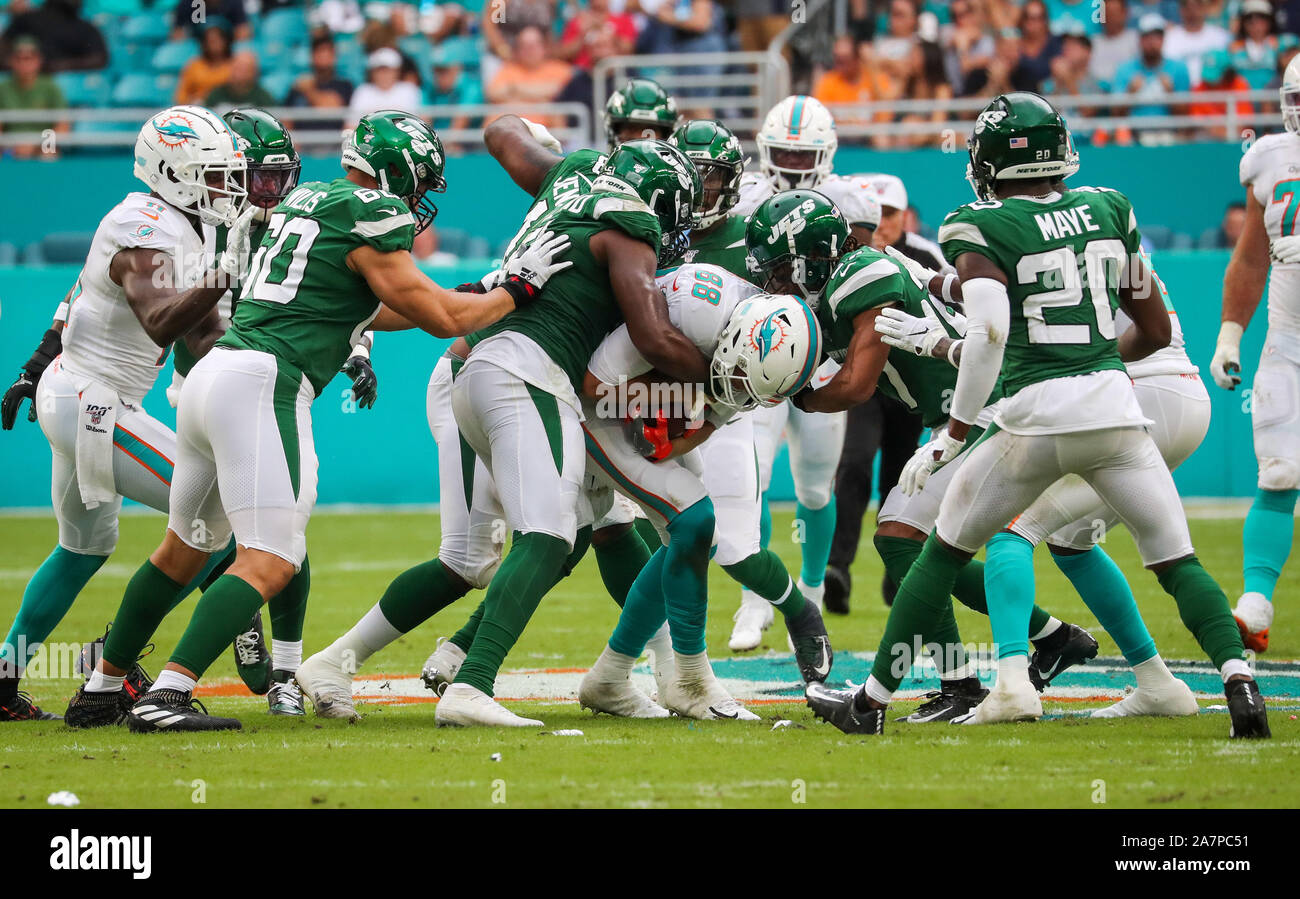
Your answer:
[659,674,760,721]
[1232,593,1273,653]
[1225,678,1271,739]
[127,688,242,733]
[0,690,61,721]
[79,625,155,702]
[899,677,989,723]
[267,675,305,717]
[420,639,466,696]
[805,683,884,735]
[232,611,272,695]
[822,564,851,615]
[435,683,543,727]
[295,650,359,720]
[785,601,833,683]
[1092,678,1198,718]
[1028,622,1098,690]
[64,685,129,729]
[578,670,670,718]
[728,594,772,652]
[954,678,1042,725]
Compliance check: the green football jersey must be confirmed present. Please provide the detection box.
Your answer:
[822,247,972,428]
[937,186,1141,397]
[469,186,662,392]
[218,178,414,394]
[500,148,605,259]
[668,213,751,280]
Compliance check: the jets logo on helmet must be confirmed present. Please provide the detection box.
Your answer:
[341,110,447,234]
[745,189,853,305]
[966,92,1079,201]
[973,109,1007,134]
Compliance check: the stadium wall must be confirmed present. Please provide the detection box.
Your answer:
[0,251,1266,508]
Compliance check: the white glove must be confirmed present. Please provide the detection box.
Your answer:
[1272,234,1300,264]
[885,245,937,292]
[875,305,948,358]
[520,117,563,154]
[1210,321,1244,390]
[502,229,574,290]
[899,429,967,496]
[217,205,261,281]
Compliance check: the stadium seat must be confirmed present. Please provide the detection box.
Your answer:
[1142,224,1173,251]
[35,233,96,265]
[1170,232,1193,251]
[112,73,178,108]
[255,38,296,72]
[54,71,112,108]
[1197,227,1222,250]
[263,70,298,104]
[261,8,309,46]
[113,43,159,73]
[0,242,17,267]
[152,40,198,75]
[121,13,169,44]
[84,0,147,15]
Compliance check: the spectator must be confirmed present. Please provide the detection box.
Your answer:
[556,18,622,124]
[1044,0,1102,36]
[559,0,636,71]
[734,0,791,51]
[1111,15,1190,118]
[969,31,1023,97]
[206,52,275,110]
[942,0,995,95]
[175,20,235,106]
[486,26,573,128]
[1045,29,1103,99]
[1190,49,1253,138]
[287,35,356,131]
[1216,201,1246,248]
[1164,0,1230,84]
[641,0,728,107]
[428,44,483,146]
[1229,0,1300,89]
[171,0,251,43]
[0,37,68,158]
[874,0,920,83]
[1014,0,1062,91]
[349,47,423,123]
[898,41,953,147]
[814,34,897,120]
[311,0,366,36]
[481,0,555,85]
[1091,0,1140,87]
[1,0,107,72]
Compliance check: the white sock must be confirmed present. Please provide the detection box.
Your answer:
[334,603,403,669]
[1220,658,1252,682]
[85,670,124,693]
[592,645,636,681]
[1030,617,1062,641]
[996,654,1032,690]
[645,624,673,674]
[152,668,197,694]
[864,675,893,705]
[798,579,824,610]
[1132,654,1176,691]
[271,639,302,674]
[674,650,712,681]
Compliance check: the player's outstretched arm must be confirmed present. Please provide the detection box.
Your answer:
[351,246,518,338]
[595,230,711,383]
[1117,251,1171,362]
[113,248,233,347]
[484,114,564,197]
[801,308,891,413]
[1,283,76,428]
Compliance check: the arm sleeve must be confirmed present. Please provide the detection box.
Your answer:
[949,277,1008,426]
[588,324,653,385]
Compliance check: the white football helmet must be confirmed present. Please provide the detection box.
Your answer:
[711,292,823,410]
[1283,55,1300,134]
[817,176,883,232]
[134,105,247,227]
[756,95,837,191]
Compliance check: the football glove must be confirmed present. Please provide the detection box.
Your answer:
[884,245,937,292]
[874,305,948,358]
[2,326,61,429]
[520,117,564,154]
[216,205,262,282]
[499,230,573,306]
[1272,234,1300,264]
[342,354,378,409]
[899,429,966,496]
[1210,321,1243,391]
[625,412,673,461]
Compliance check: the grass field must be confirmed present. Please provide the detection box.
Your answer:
[0,508,1296,809]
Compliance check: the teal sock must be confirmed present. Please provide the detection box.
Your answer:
[759,490,773,549]
[169,574,265,677]
[609,547,669,657]
[1,547,107,674]
[662,498,714,655]
[1242,488,1298,600]
[1052,546,1155,665]
[796,497,836,587]
[984,532,1036,659]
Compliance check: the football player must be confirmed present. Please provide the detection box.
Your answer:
[603,78,679,150]
[808,92,1269,739]
[1209,54,1300,652]
[66,111,571,732]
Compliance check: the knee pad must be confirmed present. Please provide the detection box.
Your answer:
[1258,457,1300,492]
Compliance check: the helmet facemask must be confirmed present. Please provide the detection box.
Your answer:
[188,159,248,227]
[247,156,301,209]
[693,157,741,229]
[758,143,832,191]
[1284,83,1300,134]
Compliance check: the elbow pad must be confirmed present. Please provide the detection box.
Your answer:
[949,277,1008,426]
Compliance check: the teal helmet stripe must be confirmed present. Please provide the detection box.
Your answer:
[788,297,821,394]
[789,96,806,136]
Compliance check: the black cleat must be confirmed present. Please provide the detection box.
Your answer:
[806,682,884,735]
[64,685,128,729]
[1226,678,1271,739]
[881,573,897,607]
[79,626,155,702]
[785,602,833,683]
[0,690,61,721]
[823,565,851,615]
[898,676,989,723]
[1028,622,1098,691]
[127,689,242,733]
[232,611,272,695]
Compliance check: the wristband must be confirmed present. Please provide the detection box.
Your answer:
[941,273,958,305]
[348,343,370,362]
[946,338,963,368]
[54,302,70,323]
[499,276,539,307]
[1216,321,1244,349]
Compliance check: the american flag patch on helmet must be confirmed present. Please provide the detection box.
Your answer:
[1009,137,1028,148]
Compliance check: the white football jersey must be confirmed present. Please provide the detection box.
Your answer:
[61,192,205,404]
[1120,250,1197,380]
[732,172,844,219]
[1241,131,1300,331]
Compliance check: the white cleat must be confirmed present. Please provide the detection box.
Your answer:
[729,595,773,652]
[1233,592,1274,634]
[1092,679,1199,718]
[578,671,670,718]
[435,683,543,728]
[421,639,467,696]
[954,678,1042,725]
[295,650,359,720]
[660,675,760,721]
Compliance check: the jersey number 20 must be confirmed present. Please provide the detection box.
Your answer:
[1016,239,1126,344]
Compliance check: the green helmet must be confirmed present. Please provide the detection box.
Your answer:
[223,107,300,209]
[341,110,447,233]
[966,91,1079,201]
[604,78,679,150]
[745,189,853,304]
[597,138,701,265]
[669,119,744,229]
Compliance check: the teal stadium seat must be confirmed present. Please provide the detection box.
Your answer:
[152,40,198,75]
[121,13,169,44]
[261,8,309,46]
[54,71,112,108]
[112,73,178,108]
[84,0,147,15]
[0,242,17,267]
[114,43,158,73]
[35,233,96,265]
[263,70,297,103]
